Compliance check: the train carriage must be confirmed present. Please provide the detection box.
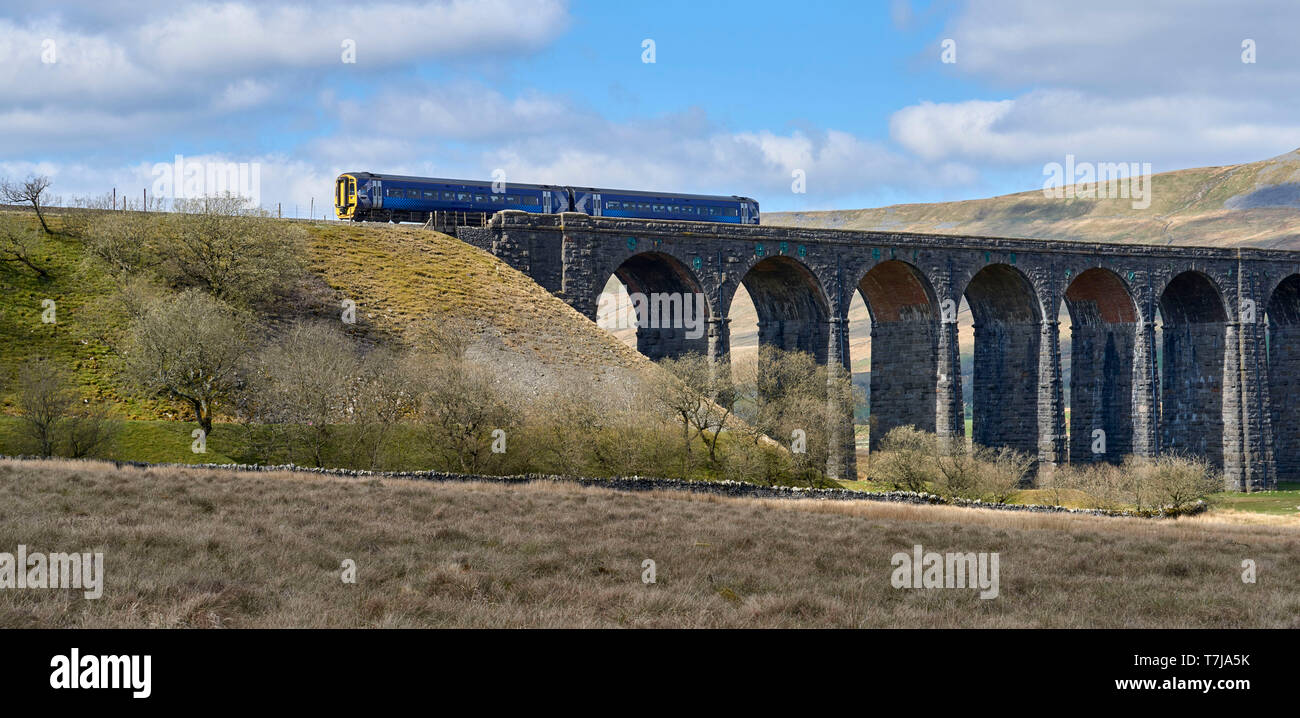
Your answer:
[335,172,759,225]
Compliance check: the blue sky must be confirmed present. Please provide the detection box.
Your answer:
[2,0,1298,215]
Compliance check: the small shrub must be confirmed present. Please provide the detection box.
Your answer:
[1037,454,1217,512]
[16,359,75,457]
[872,426,939,492]
[61,403,119,459]
[936,444,1033,503]
[1147,454,1218,510]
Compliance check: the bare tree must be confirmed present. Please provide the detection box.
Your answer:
[411,356,514,473]
[160,195,303,306]
[121,288,251,436]
[654,353,737,469]
[2,175,54,234]
[0,226,51,278]
[62,403,118,459]
[244,321,362,467]
[1148,454,1218,510]
[873,425,940,492]
[350,347,418,470]
[82,210,162,281]
[16,359,76,457]
[936,444,1033,503]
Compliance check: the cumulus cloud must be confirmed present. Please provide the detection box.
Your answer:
[332,84,591,142]
[898,0,1300,173]
[939,0,1300,94]
[135,0,568,74]
[890,90,1300,169]
[0,0,571,143]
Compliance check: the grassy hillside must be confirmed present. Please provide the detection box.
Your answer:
[301,220,661,403]
[0,212,137,415]
[3,457,1297,628]
[0,209,663,420]
[766,148,1300,248]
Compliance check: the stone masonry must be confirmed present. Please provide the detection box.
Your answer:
[465,211,1300,491]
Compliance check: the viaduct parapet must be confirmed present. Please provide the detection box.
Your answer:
[462,210,1300,491]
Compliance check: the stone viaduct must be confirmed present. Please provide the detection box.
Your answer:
[462,210,1300,491]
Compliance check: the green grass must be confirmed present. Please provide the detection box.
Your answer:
[1209,482,1300,516]
[0,416,235,464]
[0,212,146,415]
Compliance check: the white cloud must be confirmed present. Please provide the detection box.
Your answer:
[890,90,1300,169]
[333,84,588,142]
[941,0,1300,94]
[0,0,572,144]
[890,99,1014,161]
[136,0,568,74]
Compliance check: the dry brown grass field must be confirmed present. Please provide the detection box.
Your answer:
[2,458,1298,628]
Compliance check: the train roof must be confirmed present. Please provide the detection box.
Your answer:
[341,171,754,203]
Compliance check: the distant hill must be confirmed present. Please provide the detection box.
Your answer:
[765,148,1300,248]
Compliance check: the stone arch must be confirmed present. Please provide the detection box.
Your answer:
[599,251,710,361]
[1157,270,1228,469]
[1267,274,1300,479]
[854,260,939,450]
[961,264,1043,456]
[1062,268,1139,464]
[732,255,830,365]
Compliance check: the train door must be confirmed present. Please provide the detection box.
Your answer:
[740,202,750,224]
[372,180,383,208]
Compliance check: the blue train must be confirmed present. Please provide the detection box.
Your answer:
[334,172,760,225]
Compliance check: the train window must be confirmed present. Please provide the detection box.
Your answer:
[443,192,455,200]
[521,196,539,205]
[506,195,516,203]
[607,201,619,209]
[456,193,470,201]
[491,194,503,203]
[725,208,738,216]
[386,189,401,198]
[474,195,486,202]
[653,204,663,212]
[423,191,436,199]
